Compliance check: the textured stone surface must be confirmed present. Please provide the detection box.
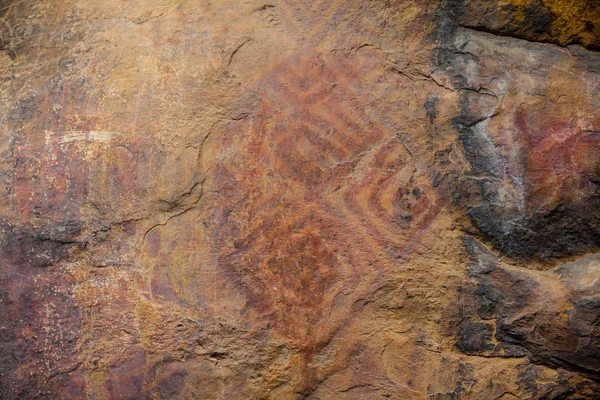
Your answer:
[0,0,599,398]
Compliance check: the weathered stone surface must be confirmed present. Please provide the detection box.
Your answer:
[461,238,600,376]
[0,0,598,398]
[449,0,600,50]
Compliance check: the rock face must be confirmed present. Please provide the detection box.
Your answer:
[0,0,598,398]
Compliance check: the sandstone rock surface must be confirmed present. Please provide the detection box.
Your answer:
[0,0,599,398]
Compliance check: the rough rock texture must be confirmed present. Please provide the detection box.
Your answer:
[0,0,598,399]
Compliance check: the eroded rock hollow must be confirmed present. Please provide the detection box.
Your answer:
[0,0,599,398]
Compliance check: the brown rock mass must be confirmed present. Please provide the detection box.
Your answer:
[0,0,599,398]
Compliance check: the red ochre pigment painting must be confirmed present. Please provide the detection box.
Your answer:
[0,0,599,399]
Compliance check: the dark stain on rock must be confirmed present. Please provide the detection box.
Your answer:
[456,322,495,354]
[442,0,599,49]
[0,219,86,268]
[458,238,600,382]
[516,363,600,399]
[424,96,439,123]
[157,369,187,398]
[520,0,554,36]
[468,202,600,261]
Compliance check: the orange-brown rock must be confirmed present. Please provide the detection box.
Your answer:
[0,0,599,399]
